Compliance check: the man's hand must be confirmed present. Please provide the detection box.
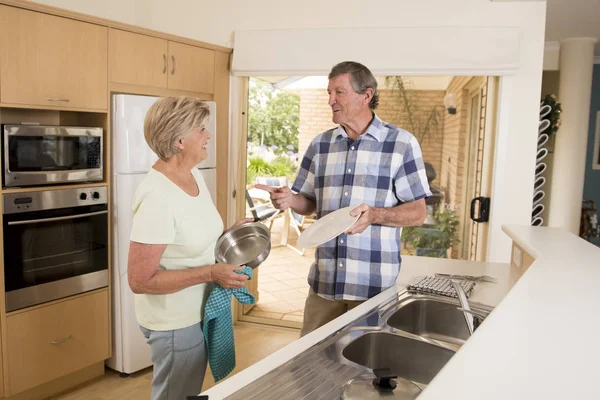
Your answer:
[255,184,294,210]
[347,203,377,234]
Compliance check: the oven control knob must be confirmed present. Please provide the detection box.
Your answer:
[92,191,100,200]
[79,193,87,200]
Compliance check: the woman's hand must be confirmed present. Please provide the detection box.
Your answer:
[231,217,254,229]
[210,264,249,289]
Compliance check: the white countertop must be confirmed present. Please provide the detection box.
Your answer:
[418,224,600,400]
[203,231,523,399]
[203,224,600,399]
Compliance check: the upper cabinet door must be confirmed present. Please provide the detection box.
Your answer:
[0,6,108,110]
[168,41,215,94]
[109,29,168,89]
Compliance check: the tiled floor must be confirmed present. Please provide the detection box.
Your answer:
[246,216,315,323]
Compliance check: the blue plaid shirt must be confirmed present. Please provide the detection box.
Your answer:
[292,114,431,301]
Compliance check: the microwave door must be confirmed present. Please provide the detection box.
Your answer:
[3,124,104,187]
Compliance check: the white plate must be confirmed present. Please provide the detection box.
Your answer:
[297,206,360,248]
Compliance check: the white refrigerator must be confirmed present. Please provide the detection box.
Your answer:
[106,94,217,375]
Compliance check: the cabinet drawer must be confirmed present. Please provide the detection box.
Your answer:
[6,290,110,395]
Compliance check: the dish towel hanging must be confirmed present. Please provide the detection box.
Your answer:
[203,266,255,382]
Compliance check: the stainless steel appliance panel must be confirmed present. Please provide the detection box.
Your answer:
[3,124,103,187]
[2,186,108,311]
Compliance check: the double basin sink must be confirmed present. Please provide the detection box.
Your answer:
[225,291,493,399]
[339,293,492,391]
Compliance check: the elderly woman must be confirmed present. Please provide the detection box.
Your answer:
[128,96,250,400]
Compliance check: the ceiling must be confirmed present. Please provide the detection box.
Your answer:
[544,0,600,55]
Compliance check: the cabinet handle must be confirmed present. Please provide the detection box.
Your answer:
[51,335,73,345]
[171,55,176,75]
[47,98,70,102]
[163,53,167,74]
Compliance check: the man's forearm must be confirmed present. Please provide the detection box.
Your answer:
[290,193,316,215]
[371,198,427,227]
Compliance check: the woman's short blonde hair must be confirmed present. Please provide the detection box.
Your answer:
[144,96,211,159]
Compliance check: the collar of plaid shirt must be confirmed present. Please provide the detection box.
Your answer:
[334,113,386,142]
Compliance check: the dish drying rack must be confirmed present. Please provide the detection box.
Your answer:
[407,275,475,299]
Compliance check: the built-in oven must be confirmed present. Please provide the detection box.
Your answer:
[2,124,103,188]
[2,186,108,312]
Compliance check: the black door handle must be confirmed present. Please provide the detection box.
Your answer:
[470,197,490,223]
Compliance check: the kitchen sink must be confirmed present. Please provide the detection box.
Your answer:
[223,291,495,400]
[385,296,492,345]
[341,331,456,385]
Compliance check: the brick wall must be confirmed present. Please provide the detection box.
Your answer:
[288,88,446,178]
[440,76,471,211]
[377,89,445,181]
[288,89,335,160]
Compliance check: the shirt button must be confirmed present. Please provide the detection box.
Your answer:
[347,169,352,173]
[340,239,344,244]
[351,146,355,150]
[339,263,343,268]
[344,192,348,196]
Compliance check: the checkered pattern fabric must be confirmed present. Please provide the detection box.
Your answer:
[203,266,255,382]
[292,114,431,301]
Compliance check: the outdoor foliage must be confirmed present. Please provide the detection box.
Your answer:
[247,155,297,184]
[541,93,562,136]
[402,207,460,251]
[248,78,300,153]
[270,156,297,180]
[246,156,275,184]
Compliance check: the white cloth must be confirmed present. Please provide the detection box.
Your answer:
[130,168,223,331]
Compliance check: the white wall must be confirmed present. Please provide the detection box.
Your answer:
[29,0,547,263]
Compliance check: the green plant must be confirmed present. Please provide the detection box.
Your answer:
[384,76,441,143]
[246,157,275,184]
[246,155,298,184]
[402,208,460,251]
[541,94,562,136]
[270,156,297,181]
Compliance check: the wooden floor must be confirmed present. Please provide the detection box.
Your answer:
[49,323,300,400]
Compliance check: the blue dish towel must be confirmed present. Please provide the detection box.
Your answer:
[203,266,255,382]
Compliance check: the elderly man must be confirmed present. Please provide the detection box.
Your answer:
[256,61,431,336]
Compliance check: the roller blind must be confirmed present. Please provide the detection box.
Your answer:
[231,26,520,76]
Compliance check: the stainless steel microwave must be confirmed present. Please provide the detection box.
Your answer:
[2,124,103,187]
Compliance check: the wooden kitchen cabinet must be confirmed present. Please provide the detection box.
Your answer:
[5,290,110,396]
[110,28,215,93]
[167,41,215,93]
[0,5,108,110]
[109,28,168,89]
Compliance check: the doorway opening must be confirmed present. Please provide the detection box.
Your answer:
[236,75,500,328]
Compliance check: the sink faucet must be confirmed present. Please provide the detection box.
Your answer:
[449,279,486,335]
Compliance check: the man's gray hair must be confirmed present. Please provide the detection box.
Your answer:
[328,61,379,110]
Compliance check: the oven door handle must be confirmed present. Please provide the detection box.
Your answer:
[7,210,108,226]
